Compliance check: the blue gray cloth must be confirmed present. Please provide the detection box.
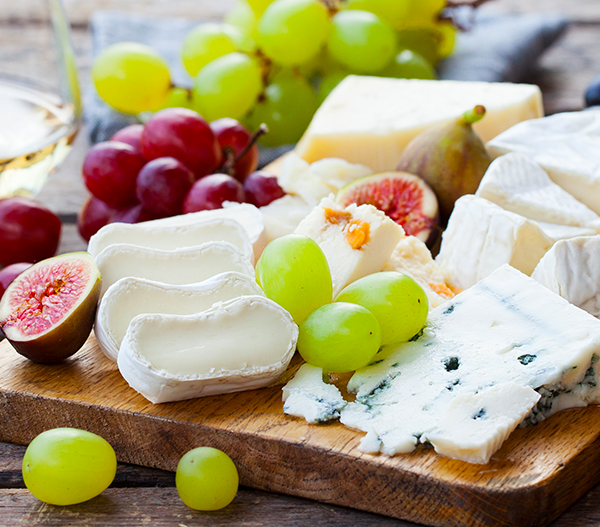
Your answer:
[86,9,568,167]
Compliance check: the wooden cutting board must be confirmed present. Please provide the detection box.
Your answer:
[1,334,600,527]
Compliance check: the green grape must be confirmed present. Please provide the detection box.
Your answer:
[159,86,194,110]
[247,0,276,16]
[346,0,410,29]
[298,302,381,373]
[258,0,330,66]
[396,28,442,65]
[22,428,116,506]
[328,11,396,73]
[335,271,428,345]
[225,0,259,38]
[436,21,457,59]
[255,234,333,324]
[193,52,262,122]
[92,42,171,115]
[182,24,241,77]
[176,447,238,511]
[379,49,435,80]
[402,0,446,29]
[246,70,318,146]
[318,70,350,103]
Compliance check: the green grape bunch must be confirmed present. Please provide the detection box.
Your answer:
[92,0,464,146]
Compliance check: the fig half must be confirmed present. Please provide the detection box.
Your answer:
[336,171,440,247]
[0,252,101,364]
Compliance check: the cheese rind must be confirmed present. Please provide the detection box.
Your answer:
[340,265,600,463]
[296,76,543,172]
[487,111,600,215]
[436,195,554,289]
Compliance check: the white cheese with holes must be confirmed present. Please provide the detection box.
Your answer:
[296,76,543,171]
[487,110,600,215]
[95,272,264,362]
[436,195,554,290]
[295,197,404,295]
[532,235,600,318]
[340,265,600,464]
[95,242,254,297]
[88,217,254,264]
[118,296,298,404]
[476,153,600,229]
[282,364,347,424]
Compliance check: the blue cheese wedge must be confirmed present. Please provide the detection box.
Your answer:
[487,110,600,215]
[282,364,347,424]
[340,265,600,464]
[436,195,554,289]
[532,235,600,318]
[118,296,298,403]
[95,272,264,362]
[295,197,404,295]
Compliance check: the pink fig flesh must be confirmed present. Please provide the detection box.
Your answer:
[0,252,101,364]
[336,171,440,247]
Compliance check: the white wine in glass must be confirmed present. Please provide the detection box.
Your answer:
[0,0,81,198]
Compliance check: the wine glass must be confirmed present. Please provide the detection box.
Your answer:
[0,0,81,198]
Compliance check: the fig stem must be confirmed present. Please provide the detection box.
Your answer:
[460,105,486,126]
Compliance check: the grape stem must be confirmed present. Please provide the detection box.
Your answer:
[219,124,269,176]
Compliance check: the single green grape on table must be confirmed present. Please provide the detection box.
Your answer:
[193,52,262,122]
[176,447,239,511]
[298,302,382,373]
[328,10,397,74]
[22,428,117,506]
[92,42,171,115]
[258,0,330,66]
[255,234,333,325]
[335,271,429,345]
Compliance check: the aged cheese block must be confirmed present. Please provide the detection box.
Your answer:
[295,76,543,171]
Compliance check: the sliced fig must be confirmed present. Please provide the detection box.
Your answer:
[0,252,101,364]
[335,171,440,247]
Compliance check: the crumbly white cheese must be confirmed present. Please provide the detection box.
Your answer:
[295,197,404,295]
[282,364,347,424]
[532,235,600,318]
[340,265,600,464]
[436,195,554,290]
[476,153,600,228]
[260,195,315,242]
[487,110,600,215]
[296,76,543,171]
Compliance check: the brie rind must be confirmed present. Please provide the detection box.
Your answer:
[476,153,600,228]
[132,202,268,260]
[340,265,600,464]
[535,222,600,242]
[95,272,264,362]
[95,242,254,297]
[118,295,298,404]
[282,364,347,424]
[436,195,554,290]
[88,217,255,264]
[532,235,600,318]
[487,111,600,215]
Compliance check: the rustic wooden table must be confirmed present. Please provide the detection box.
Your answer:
[2,0,600,525]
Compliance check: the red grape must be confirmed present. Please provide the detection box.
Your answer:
[210,118,259,182]
[141,108,222,178]
[77,196,117,242]
[243,171,286,207]
[82,142,145,208]
[183,174,246,213]
[136,157,195,217]
[112,203,161,224]
[0,262,32,300]
[111,124,145,155]
[0,198,61,266]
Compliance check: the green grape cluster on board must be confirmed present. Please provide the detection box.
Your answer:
[92,0,457,147]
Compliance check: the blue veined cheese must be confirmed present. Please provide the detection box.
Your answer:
[436,195,554,290]
[340,265,600,464]
[282,364,347,424]
[532,235,600,318]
